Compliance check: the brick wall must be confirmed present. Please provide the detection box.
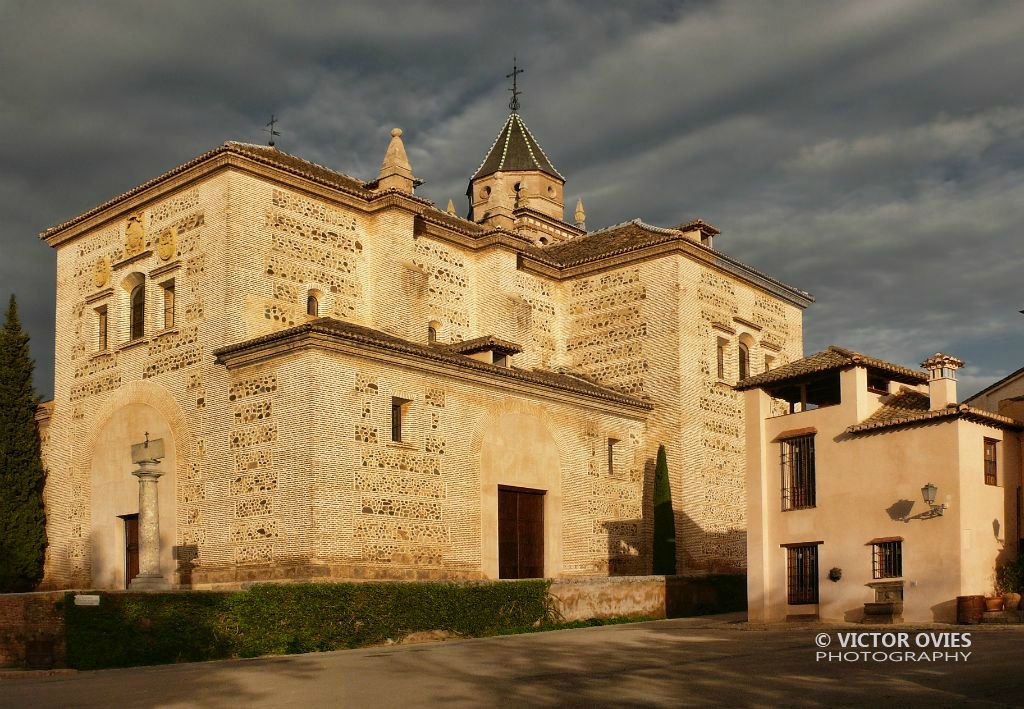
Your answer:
[0,591,67,668]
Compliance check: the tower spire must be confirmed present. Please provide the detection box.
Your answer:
[506,57,524,113]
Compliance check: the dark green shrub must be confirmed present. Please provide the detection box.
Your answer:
[996,558,1024,594]
[652,445,677,575]
[0,295,48,592]
[65,579,551,669]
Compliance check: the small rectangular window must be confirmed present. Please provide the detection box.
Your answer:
[786,544,819,604]
[607,438,619,475]
[162,280,175,329]
[764,355,774,372]
[391,397,409,442]
[96,306,108,351]
[872,540,902,579]
[716,338,727,380]
[781,434,815,510]
[984,438,998,486]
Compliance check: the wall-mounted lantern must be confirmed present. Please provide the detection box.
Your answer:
[921,482,948,517]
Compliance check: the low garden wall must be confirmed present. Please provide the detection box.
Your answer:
[0,590,66,668]
[0,574,745,670]
[550,574,745,621]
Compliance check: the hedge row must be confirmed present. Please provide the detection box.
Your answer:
[64,580,552,670]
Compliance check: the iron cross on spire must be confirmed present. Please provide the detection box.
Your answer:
[265,114,281,147]
[507,57,524,112]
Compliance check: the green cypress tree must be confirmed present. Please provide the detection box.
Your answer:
[0,295,48,592]
[652,444,676,575]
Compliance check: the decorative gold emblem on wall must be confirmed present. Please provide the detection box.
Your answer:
[92,256,110,288]
[158,226,177,261]
[125,213,145,257]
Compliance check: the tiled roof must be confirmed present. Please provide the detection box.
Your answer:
[472,112,564,181]
[226,142,370,194]
[537,220,680,265]
[445,335,523,356]
[965,364,1024,407]
[736,346,929,391]
[519,219,811,305]
[847,392,1022,433]
[41,142,372,240]
[213,318,652,410]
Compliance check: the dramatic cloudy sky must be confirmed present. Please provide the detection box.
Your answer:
[2,1,1022,399]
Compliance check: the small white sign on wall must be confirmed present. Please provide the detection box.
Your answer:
[73,594,101,606]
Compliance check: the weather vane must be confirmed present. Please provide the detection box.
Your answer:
[265,114,281,147]
[507,57,524,112]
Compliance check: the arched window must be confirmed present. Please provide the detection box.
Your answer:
[130,284,145,340]
[738,343,750,381]
[307,294,319,317]
[427,325,437,344]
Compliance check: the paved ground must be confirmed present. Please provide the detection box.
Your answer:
[3,615,1023,708]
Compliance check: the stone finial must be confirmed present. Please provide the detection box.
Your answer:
[377,127,417,193]
[446,199,456,215]
[574,199,586,230]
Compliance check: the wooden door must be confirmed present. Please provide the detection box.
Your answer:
[498,487,545,579]
[123,514,140,588]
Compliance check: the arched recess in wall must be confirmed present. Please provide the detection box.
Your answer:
[474,399,564,580]
[119,272,146,342]
[80,380,191,590]
[738,333,756,381]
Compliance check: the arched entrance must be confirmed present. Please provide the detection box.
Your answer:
[84,382,186,589]
[479,406,562,579]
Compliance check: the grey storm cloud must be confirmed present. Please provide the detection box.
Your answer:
[1,0,1022,399]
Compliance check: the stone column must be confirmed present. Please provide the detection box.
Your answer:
[129,460,169,591]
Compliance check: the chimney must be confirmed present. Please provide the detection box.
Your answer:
[920,353,964,410]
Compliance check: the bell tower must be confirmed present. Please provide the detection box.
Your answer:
[467,60,581,245]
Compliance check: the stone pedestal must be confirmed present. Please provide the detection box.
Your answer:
[129,460,169,592]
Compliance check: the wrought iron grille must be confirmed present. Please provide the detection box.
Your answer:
[872,541,902,579]
[781,434,816,510]
[787,544,819,604]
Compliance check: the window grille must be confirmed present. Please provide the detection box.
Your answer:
[787,544,819,604]
[872,540,902,579]
[781,434,815,510]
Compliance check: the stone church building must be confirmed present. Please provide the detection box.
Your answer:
[35,107,811,589]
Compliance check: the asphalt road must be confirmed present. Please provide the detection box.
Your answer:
[3,615,1023,708]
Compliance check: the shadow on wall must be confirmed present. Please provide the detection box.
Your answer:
[173,544,199,587]
[675,509,746,574]
[887,499,916,522]
[602,455,746,578]
[602,456,656,577]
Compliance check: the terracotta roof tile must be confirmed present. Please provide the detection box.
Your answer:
[847,396,1022,434]
[41,142,372,240]
[736,346,929,391]
[445,335,523,356]
[213,318,652,410]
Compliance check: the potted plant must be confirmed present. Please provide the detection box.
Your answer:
[996,558,1023,611]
